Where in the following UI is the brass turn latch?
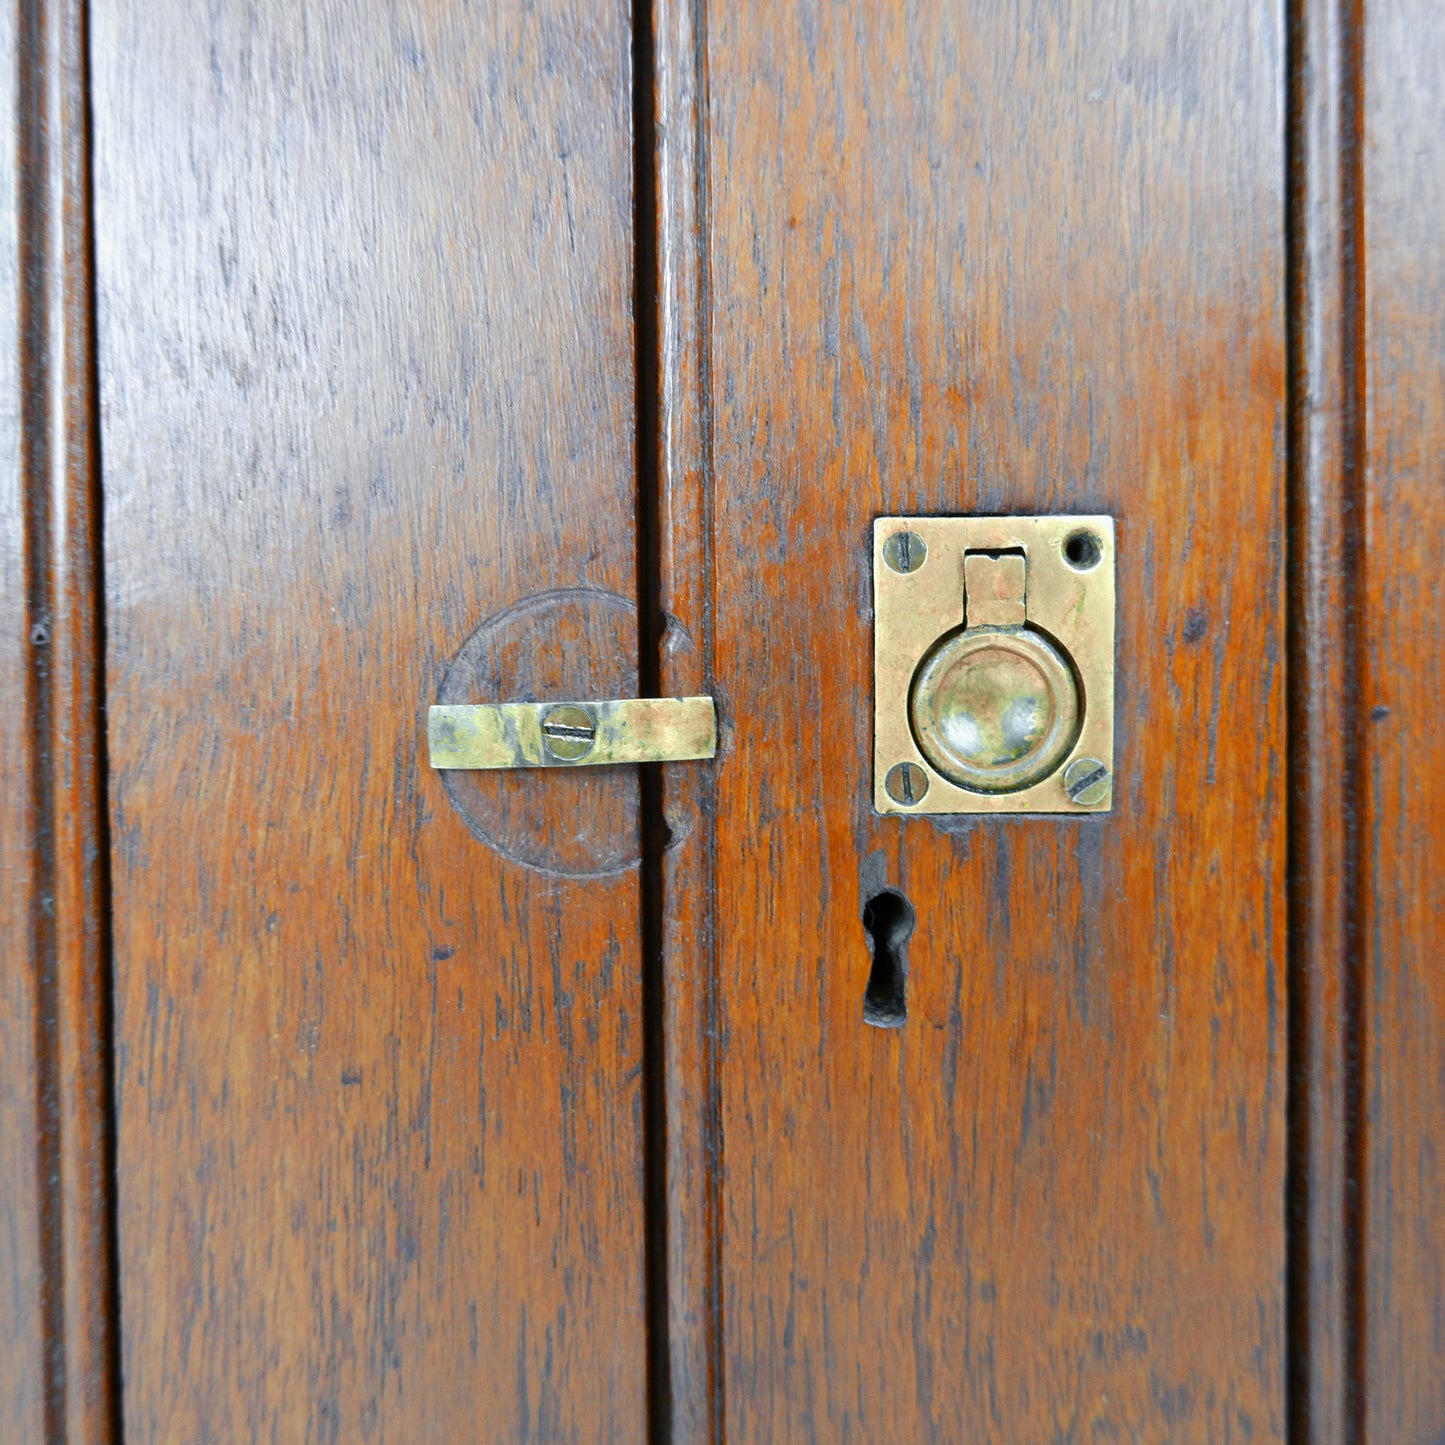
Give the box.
[428,696,716,770]
[874,515,1116,815]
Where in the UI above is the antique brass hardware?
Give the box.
[874,515,1115,815]
[428,696,717,770]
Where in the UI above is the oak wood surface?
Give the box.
[92,1,648,1438]
[700,3,1287,1439]
[1362,0,1445,1437]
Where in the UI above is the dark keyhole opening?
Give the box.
[862,889,915,1028]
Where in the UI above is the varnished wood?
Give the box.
[92,1,648,1437]
[1287,0,1360,1437]
[700,3,1286,1438]
[0,7,47,1437]
[652,0,725,1438]
[17,2,1441,1436]
[8,2,120,1440]
[1361,0,1445,1436]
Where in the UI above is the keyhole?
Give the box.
[862,889,915,1028]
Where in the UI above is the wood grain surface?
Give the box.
[1362,0,1445,1437]
[699,3,1287,1439]
[651,0,725,1439]
[9,1,1440,1438]
[1287,0,1358,1436]
[92,1,648,1438]
[9,2,120,1440]
[1,4,47,1436]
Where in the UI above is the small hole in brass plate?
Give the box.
[862,889,914,1028]
[1063,529,1104,571]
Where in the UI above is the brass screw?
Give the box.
[540,704,597,761]
[885,761,929,806]
[1064,756,1110,805]
[882,530,927,575]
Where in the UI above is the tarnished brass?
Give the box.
[911,627,1081,793]
[429,696,716,770]
[1063,756,1112,806]
[874,515,1115,815]
[539,704,597,761]
[962,553,1027,627]
[885,761,930,806]
[882,529,928,575]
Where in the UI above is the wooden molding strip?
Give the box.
[651,0,726,1439]
[1286,0,1364,1439]
[15,1,121,1440]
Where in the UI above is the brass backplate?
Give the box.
[873,515,1115,815]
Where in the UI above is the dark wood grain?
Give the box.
[701,3,1286,1438]
[652,0,724,1439]
[1361,0,1445,1437]
[1,5,47,1437]
[1287,0,1359,1437]
[9,2,120,1441]
[92,1,648,1437]
[39,1,1442,1435]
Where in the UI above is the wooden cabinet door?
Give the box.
[5,0,1443,1441]
[91,2,652,1439]
[681,4,1287,1440]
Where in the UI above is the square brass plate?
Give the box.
[873,515,1115,815]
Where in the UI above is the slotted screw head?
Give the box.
[540,704,597,761]
[882,530,928,575]
[885,761,930,807]
[1063,756,1110,806]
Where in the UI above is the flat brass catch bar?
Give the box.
[428,696,717,770]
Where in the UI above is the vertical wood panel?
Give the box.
[653,0,725,1439]
[93,1,648,1437]
[704,3,1286,1439]
[0,5,47,1436]
[1362,0,1445,1436]
[1287,0,1358,1436]
[10,2,120,1440]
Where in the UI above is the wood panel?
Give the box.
[8,2,120,1440]
[92,1,648,1438]
[1362,0,1445,1437]
[652,0,725,1439]
[1,4,46,1436]
[1287,0,1357,1436]
[701,3,1286,1439]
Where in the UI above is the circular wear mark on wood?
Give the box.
[437,588,644,877]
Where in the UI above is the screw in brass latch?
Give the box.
[539,704,597,761]
[873,516,1115,815]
